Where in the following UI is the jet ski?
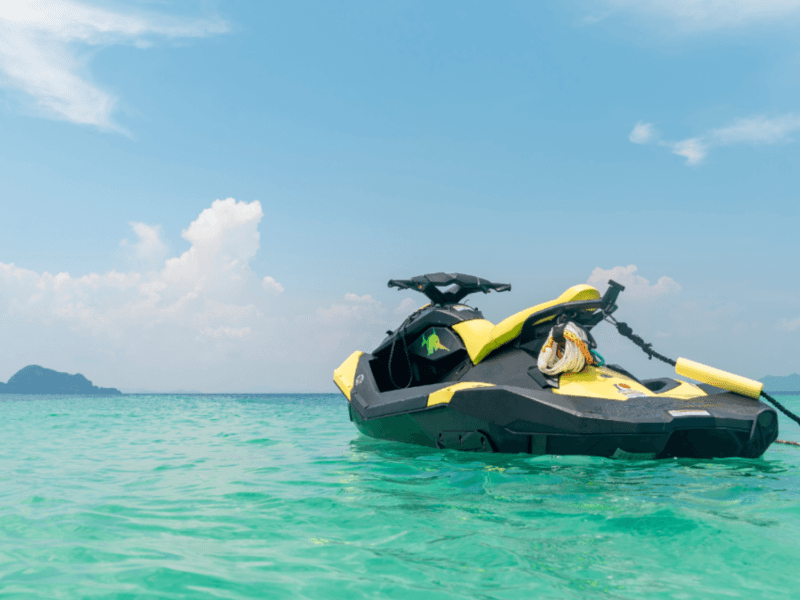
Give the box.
[333,273,779,459]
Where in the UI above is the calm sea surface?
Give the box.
[1,393,799,599]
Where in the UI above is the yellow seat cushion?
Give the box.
[453,284,600,364]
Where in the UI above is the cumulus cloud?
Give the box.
[159,198,263,299]
[394,297,417,314]
[315,294,383,324]
[304,293,429,355]
[629,122,656,144]
[344,293,375,302]
[262,276,284,296]
[0,198,283,354]
[668,137,708,166]
[587,265,681,300]
[292,292,391,356]
[666,300,743,336]
[628,114,800,165]
[777,316,800,332]
[0,197,412,390]
[0,0,227,128]
[120,222,167,263]
[602,0,800,30]
[584,264,799,380]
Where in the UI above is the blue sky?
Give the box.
[0,0,798,392]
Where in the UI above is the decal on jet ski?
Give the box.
[668,409,710,417]
[421,329,449,356]
[614,383,648,399]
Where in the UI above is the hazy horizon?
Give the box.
[1,364,799,396]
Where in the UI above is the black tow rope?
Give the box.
[607,316,800,442]
[609,318,676,367]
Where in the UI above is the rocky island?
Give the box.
[0,365,121,395]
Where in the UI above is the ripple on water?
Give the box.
[0,394,799,599]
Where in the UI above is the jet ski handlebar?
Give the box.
[388,272,511,305]
[387,274,625,312]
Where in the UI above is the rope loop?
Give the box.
[538,322,595,376]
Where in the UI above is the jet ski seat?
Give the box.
[452,284,601,364]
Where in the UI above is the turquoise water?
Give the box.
[1,394,799,599]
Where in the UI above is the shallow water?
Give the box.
[1,393,799,599]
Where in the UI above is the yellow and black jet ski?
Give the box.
[334,273,780,459]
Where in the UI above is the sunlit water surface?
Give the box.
[1,394,799,599]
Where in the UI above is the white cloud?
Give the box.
[344,293,375,303]
[629,122,656,144]
[668,137,708,166]
[0,198,285,380]
[203,325,251,340]
[666,301,743,335]
[0,198,420,391]
[305,294,426,355]
[291,293,390,357]
[587,265,681,300]
[262,276,284,296]
[710,114,800,144]
[0,0,227,128]
[160,198,263,299]
[603,0,800,30]
[394,297,417,314]
[629,113,800,165]
[315,294,383,324]
[777,317,800,332]
[125,222,167,262]
[191,298,254,330]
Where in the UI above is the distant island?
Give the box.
[760,373,800,393]
[0,365,121,395]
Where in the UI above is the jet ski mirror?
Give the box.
[388,272,511,305]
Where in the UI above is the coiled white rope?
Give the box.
[537,322,595,376]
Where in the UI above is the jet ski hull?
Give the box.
[344,355,778,459]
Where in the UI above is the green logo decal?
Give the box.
[421,329,449,356]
